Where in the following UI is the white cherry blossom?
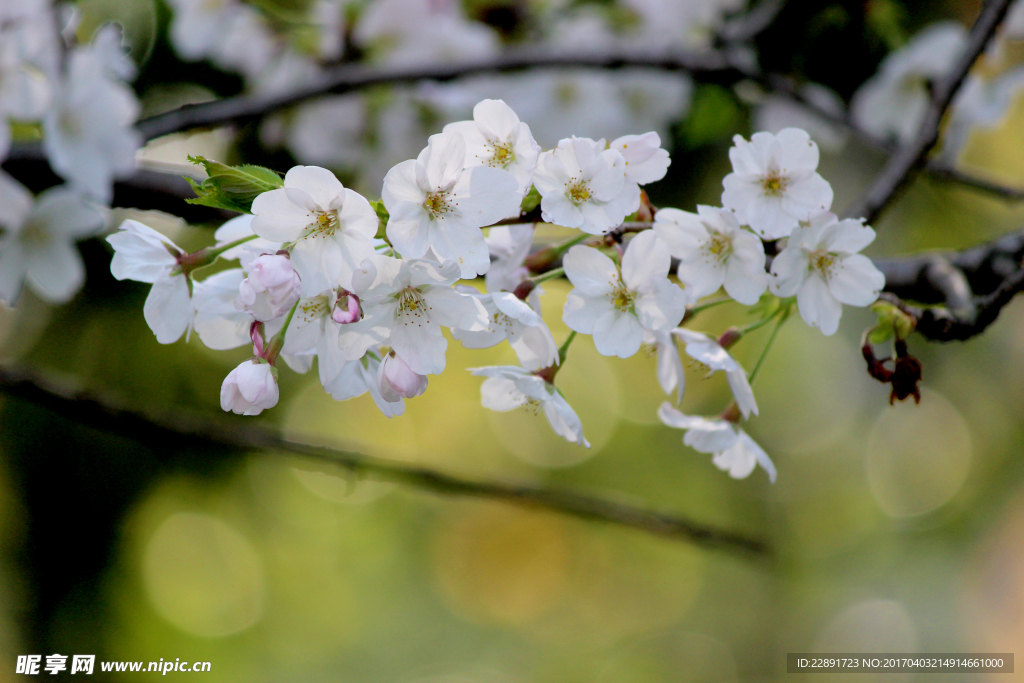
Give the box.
[770,212,886,336]
[484,223,535,294]
[338,256,489,375]
[658,404,776,482]
[654,205,767,304]
[443,99,541,196]
[674,329,757,419]
[42,46,140,204]
[533,136,639,234]
[221,359,279,416]
[382,132,520,279]
[193,269,252,350]
[212,214,281,270]
[0,14,53,160]
[280,288,356,392]
[251,165,378,294]
[237,253,301,322]
[107,219,194,344]
[471,365,589,447]
[851,22,967,145]
[645,329,685,405]
[0,174,104,305]
[721,128,833,240]
[562,231,689,358]
[452,288,558,371]
[610,132,670,186]
[322,355,405,418]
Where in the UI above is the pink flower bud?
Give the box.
[332,292,362,324]
[238,253,301,321]
[377,351,428,402]
[250,321,266,358]
[220,359,279,416]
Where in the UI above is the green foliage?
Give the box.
[370,199,390,239]
[678,84,742,149]
[869,300,915,344]
[865,0,907,51]
[185,156,284,214]
[520,185,541,214]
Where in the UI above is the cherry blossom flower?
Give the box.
[42,46,140,204]
[221,359,279,416]
[851,22,967,145]
[645,329,685,404]
[484,223,535,294]
[443,99,541,196]
[353,0,499,67]
[166,0,277,80]
[533,136,638,235]
[193,269,251,350]
[378,350,429,401]
[322,354,405,418]
[452,289,559,371]
[0,14,53,160]
[280,288,356,392]
[251,166,378,294]
[212,214,281,270]
[382,132,520,279]
[107,219,194,344]
[770,212,886,336]
[721,128,833,240]
[0,174,105,305]
[610,132,670,186]
[471,365,590,447]
[338,256,489,375]
[674,329,757,419]
[658,404,776,482]
[654,205,767,305]
[562,231,689,358]
[237,253,302,322]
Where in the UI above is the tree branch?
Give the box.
[843,0,1016,223]
[135,47,752,142]
[0,363,771,559]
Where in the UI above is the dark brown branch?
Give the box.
[843,0,1016,223]
[135,48,751,142]
[0,363,771,559]
[924,164,1024,200]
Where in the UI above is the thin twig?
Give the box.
[0,364,771,559]
[843,0,1016,223]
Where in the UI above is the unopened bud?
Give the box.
[720,402,742,423]
[717,327,742,349]
[524,247,559,274]
[238,253,301,321]
[377,351,428,402]
[513,279,536,301]
[332,292,362,324]
[220,359,279,416]
[250,321,266,359]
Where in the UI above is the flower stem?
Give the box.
[748,306,791,385]
[264,299,299,366]
[682,296,732,323]
[178,234,260,275]
[531,267,565,285]
[558,330,577,365]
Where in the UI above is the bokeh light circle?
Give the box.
[143,513,265,637]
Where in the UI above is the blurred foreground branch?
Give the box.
[843,0,1016,223]
[0,364,771,559]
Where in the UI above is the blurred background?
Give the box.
[3,0,1024,680]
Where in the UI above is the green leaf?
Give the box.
[185,156,284,213]
[868,326,894,345]
[520,185,541,214]
[370,199,389,239]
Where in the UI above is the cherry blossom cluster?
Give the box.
[104,93,886,484]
